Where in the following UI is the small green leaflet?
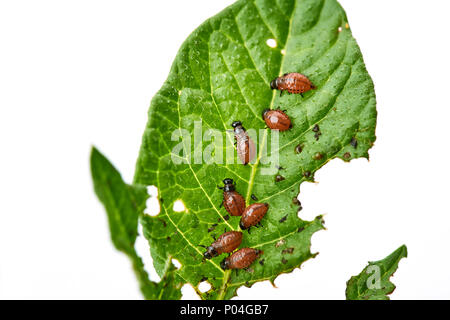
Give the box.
[346,245,408,300]
[90,147,182,300]
[132,0,377,300]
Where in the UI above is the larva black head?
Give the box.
[222,178,235,192]
[270,78,278,90]
[203,246,218,260]
[239,220,248,230]
[223,178,233,185]
[262,108,270,120]
[231,121,242,128]
[220,258,230,270]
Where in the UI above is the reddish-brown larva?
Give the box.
[202,231,243,259]
[232,121,256,165]
[220,248,263,270]
[270,72,316,96]
[219,178,245,216]
[262,109,292,131]
[239,203,269,230]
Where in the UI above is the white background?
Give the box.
[1,0,449,299]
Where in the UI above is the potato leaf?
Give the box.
[90,147,182,300]
[133,0,377,299]
[346,245,408,300]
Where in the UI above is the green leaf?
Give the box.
[91,147,144,255]
[134,0,376,299]
[90,147,182,300]
[346,245,408,300]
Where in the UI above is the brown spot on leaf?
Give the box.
[157,218,167,227]
[313,152,323,160]
[282,247,294,254]
[314,132,322,141]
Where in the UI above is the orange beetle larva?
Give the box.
[232,121,256,165]
[219,178,246,216]
[220,248,263,270]
[262,109,292,131]
[202,231,243,259]
[270,72,316,96]
[239,203,269,230]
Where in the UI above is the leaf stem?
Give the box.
[217,270,231,300]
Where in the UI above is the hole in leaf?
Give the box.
[266,38,277,48]
[297,180,318,221]
[181,284,201,300]
[172,259,182,269]
[145,185,160,216]
[198,281,211,293]
[134,223,161,282]
[173,199,186,212]
[281,49,286,55]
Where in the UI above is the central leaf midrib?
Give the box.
[216,0,299,300]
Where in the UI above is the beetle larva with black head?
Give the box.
[220,248,263,270]
[239,203,269,230]
[218,178,245,216]
[231,121,256,165]
[262,109,292,131]
[202,231,243,259]
[271,72,316,96]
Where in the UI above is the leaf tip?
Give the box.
[90,145,101,160]
[90,145,106,174]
